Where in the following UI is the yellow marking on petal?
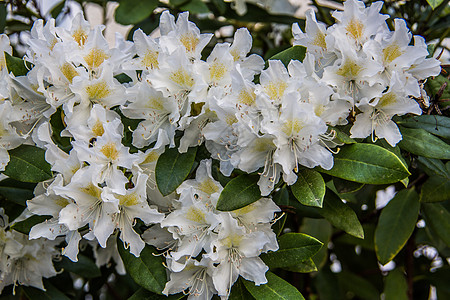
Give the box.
[230,49,240,62]
[86,81,111,101]
[100,143,119,160]
[142,50,159,69]
[265,81,288,101]
[346,19,364,41]
[282,119,304,136]
[312,31,327,49]
[238,89,256,106]
[383,44,403,64]
[169,69,194,88]
[210,62,227,82]
[378,92,397,107]
[223,234,243,248]
[142,151,159,164]
[49,38,58,51]
[336,59,362,78]
[145,96,165,111]
[186,207,206,223]
[55,197,70,208]
[225,114,238,125]
[198,178,220,195]
[118,194,139,207]
[252,138,275,153]
[92,120,105,137]
[180,32,199,53]
[0,54,6,71]
[81,183,102,199]
[60,62,78,83]
[314,104,325,116]
[84,48,109,69]
[233,202,256,216]
[73,28,87,46]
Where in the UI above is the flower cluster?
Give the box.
[0,0,441,298]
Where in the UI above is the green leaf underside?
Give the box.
[261,233,323,269]
[319,143,410,184]
[398,127,450,160]
[155,146,197,196]
[375,189,420,265]
[216,174,261,211]
[243,272,305,300]
[291,169,325,207]
[3,145,52,183]
[118,243,166,294]
[268,45,306,67]
[396,115,450,139]
[115,0,158,25]
[421,203,450,247]
[320,190,364,239]
[426,0,445,10]
[383,268,408,300]
[420,176,450,203]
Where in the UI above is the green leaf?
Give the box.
[417,156,449,177]
[49,108,71,152]
[335,224,375,251]
[396,115,450,139]
[283,258,317,273]
[3,145,53,183]
[319,143,410,184]
[398,127,450,160]
[115,0,158,25]
[291,169,325,207]
[128,288,183,300]
[261,233,323,269]
[332,127,356,144]
[375,189,420,265]
[301,218,332,269]
[338,271,380,300]
[0,178,35,206]
[118,243,166,294]
[54,255,101,279]
[180,0,210,14]
[5,52,32,76]
[155,146,197,196]
[383,268,408,300]
[320,190,364,239]
[22,280,70,300]
[216,175,261,211]
[420,175,450,203]
[272,186,288,236]
[11,215,51,234]
[51,0,65,19]
[229,278,254,300]
[427,0,445,10]
[268,46,306,67]
[421,203,450,247]
[426,75,450,108]
[243,272,305,300]
[333,177,364,194]
[114,73,132,84]
[0,2,6,33]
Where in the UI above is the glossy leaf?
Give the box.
[115,0,158,25]
[5,52,32,76]
[333,177,364,194]
[155,146,197,196]
[229,278,254,300]
[0,178,35,206]
[383,268,408,300]
[375,189,420,265]
[421,203,450,247]
[420,176,450,203]
[3,145,52,183]
[261,233,323,269]
[283,258,317,273]
[269,45,306,67]
[54,255,101,279]
[128,288,183,300]
[301,218,332,268]
[319,143,410,184]
[11,215,51,234]
[118,243,166,294]
[243,272,305,300]
[216,175,260,211]
[426,0,445,9]
[320,190,364,239]
[396,115,450,139]
[398,127,450,160]
[291,169,325,207]
[417,156,449,177]
[333,127,356,144]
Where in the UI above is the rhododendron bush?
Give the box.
[0,0,449,299]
